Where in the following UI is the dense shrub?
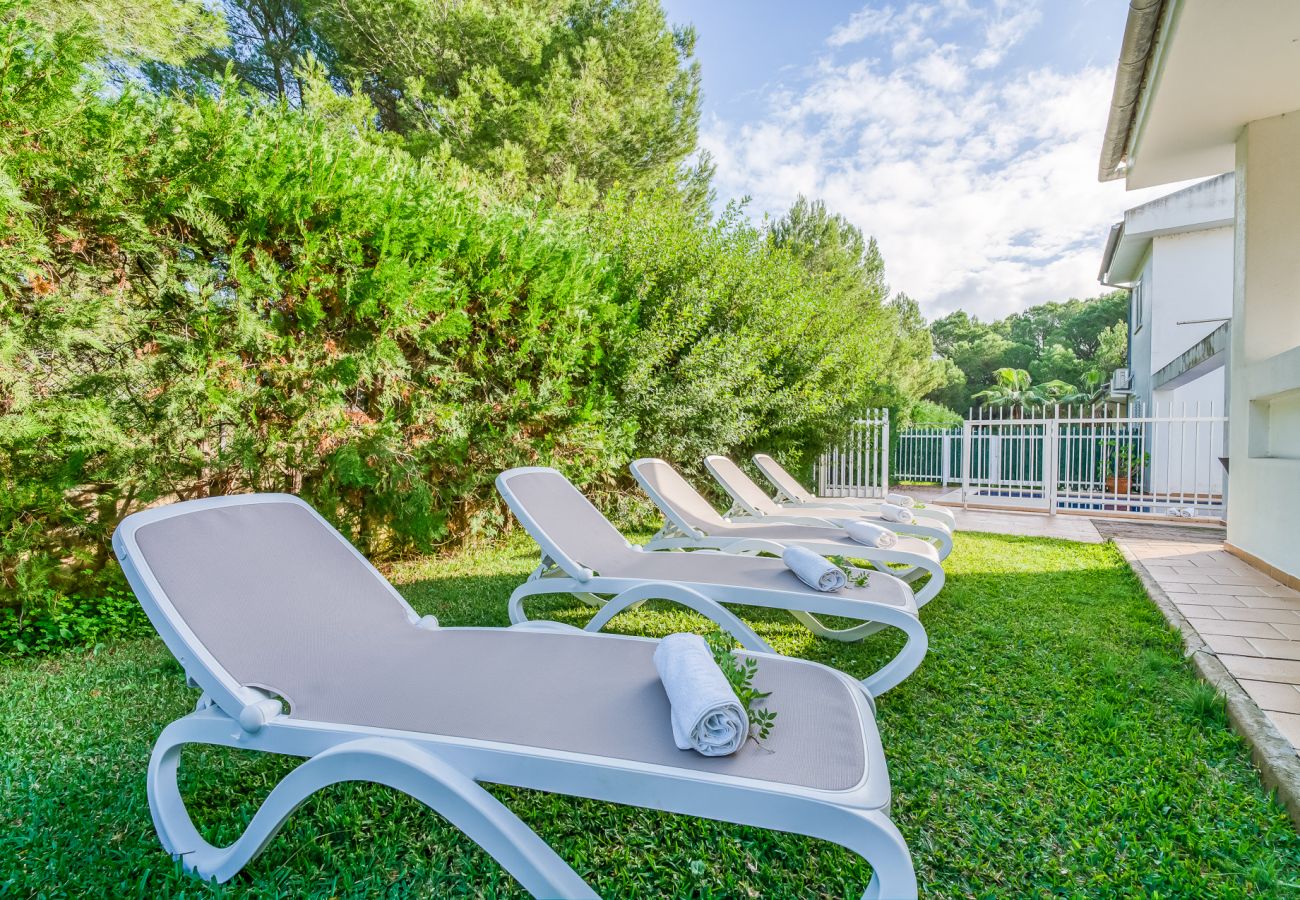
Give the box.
[0,2,943,651]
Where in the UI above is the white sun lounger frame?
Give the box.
[752,452,957,529]
[497,468,929,696]
[114,494,919,899]
[628,459,947,610]
[704,456,954,560]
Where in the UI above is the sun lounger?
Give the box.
[497,467,928,695]
[704,456,953,560]
[752,453,957,529]
[113,493,917,898]
[630,458,947,609]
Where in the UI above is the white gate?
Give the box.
[816,409,890,499]
[961,410,1053,511]
[960,403,1227,520]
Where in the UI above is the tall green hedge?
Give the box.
[0,3,936,650]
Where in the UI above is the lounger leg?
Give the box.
[148,722,597,898]
[856,610,928,697]
[846,810,919,900]
[787,610,885,641]
[509,582,641,625]
[780,606,926,697]
[658,785,917,899]
[910,562,946,609]
[584,583,775,654]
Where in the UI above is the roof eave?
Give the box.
[1098,221,1125,285]
[1098,0,1170,182]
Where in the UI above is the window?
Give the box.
[1132,281,1143,332]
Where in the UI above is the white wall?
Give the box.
[1148,228,1233,372]
[1228,112,1300,579]
[1143,227,1231,497]
[1129,252,1154,406]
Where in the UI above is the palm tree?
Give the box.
[1057,369,1109,409]
[972,367,1032,408]
[972,368,1086,413]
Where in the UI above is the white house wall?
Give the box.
[1149,228,1233,372]
[1129,250,1154,407]
[1229,112,1300,579]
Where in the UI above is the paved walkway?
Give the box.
[1119,535,1300,750]
[943,507,1102,543]
[905,486,1104,543]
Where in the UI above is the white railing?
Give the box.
[893,426,961,485]
[959,402,1226,519]
[816,408,890,498]
[819,402,1226,520]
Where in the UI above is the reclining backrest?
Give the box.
[703,455,782,516]
[113,494,418,722]
[629,458,730,535]
[752,454,815,504]
[496,467,637,577]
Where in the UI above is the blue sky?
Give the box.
[659,0,1169,321]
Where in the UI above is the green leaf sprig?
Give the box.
[827,554,871,588]
[704,629,777,745]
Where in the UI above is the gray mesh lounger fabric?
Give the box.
[500,469,915,605]
[753,454,817,503]
[706,456,936,527]
[135,501,867,792]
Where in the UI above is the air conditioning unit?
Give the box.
[1111,367,1133,393]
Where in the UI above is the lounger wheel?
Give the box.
[147,723,599,897]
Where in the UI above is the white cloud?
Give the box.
[701,0,1178,321]
[973,0,1042,69]
[827,6,900,47]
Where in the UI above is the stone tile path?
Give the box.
[1119,536,1300,752]
[904,486,1103,543]
[943,507,1103,543]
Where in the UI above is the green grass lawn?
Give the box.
[3,532,1298,897]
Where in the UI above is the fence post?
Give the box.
[940,432,952,486]
[960,418,972,509]
[1045,405,1059,515]
[880,409,890,497]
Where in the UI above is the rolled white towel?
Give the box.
[844,520,898,549]
[879,503,915,525]
[653,633,749,756]
[886,492,915,508]
[782,545,847,592]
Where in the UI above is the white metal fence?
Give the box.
[816,408,890,499]
[893,427,962,485]
[959,402,1227,519]
[822,402,1229,520]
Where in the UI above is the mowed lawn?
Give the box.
[2,532,1298,898]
